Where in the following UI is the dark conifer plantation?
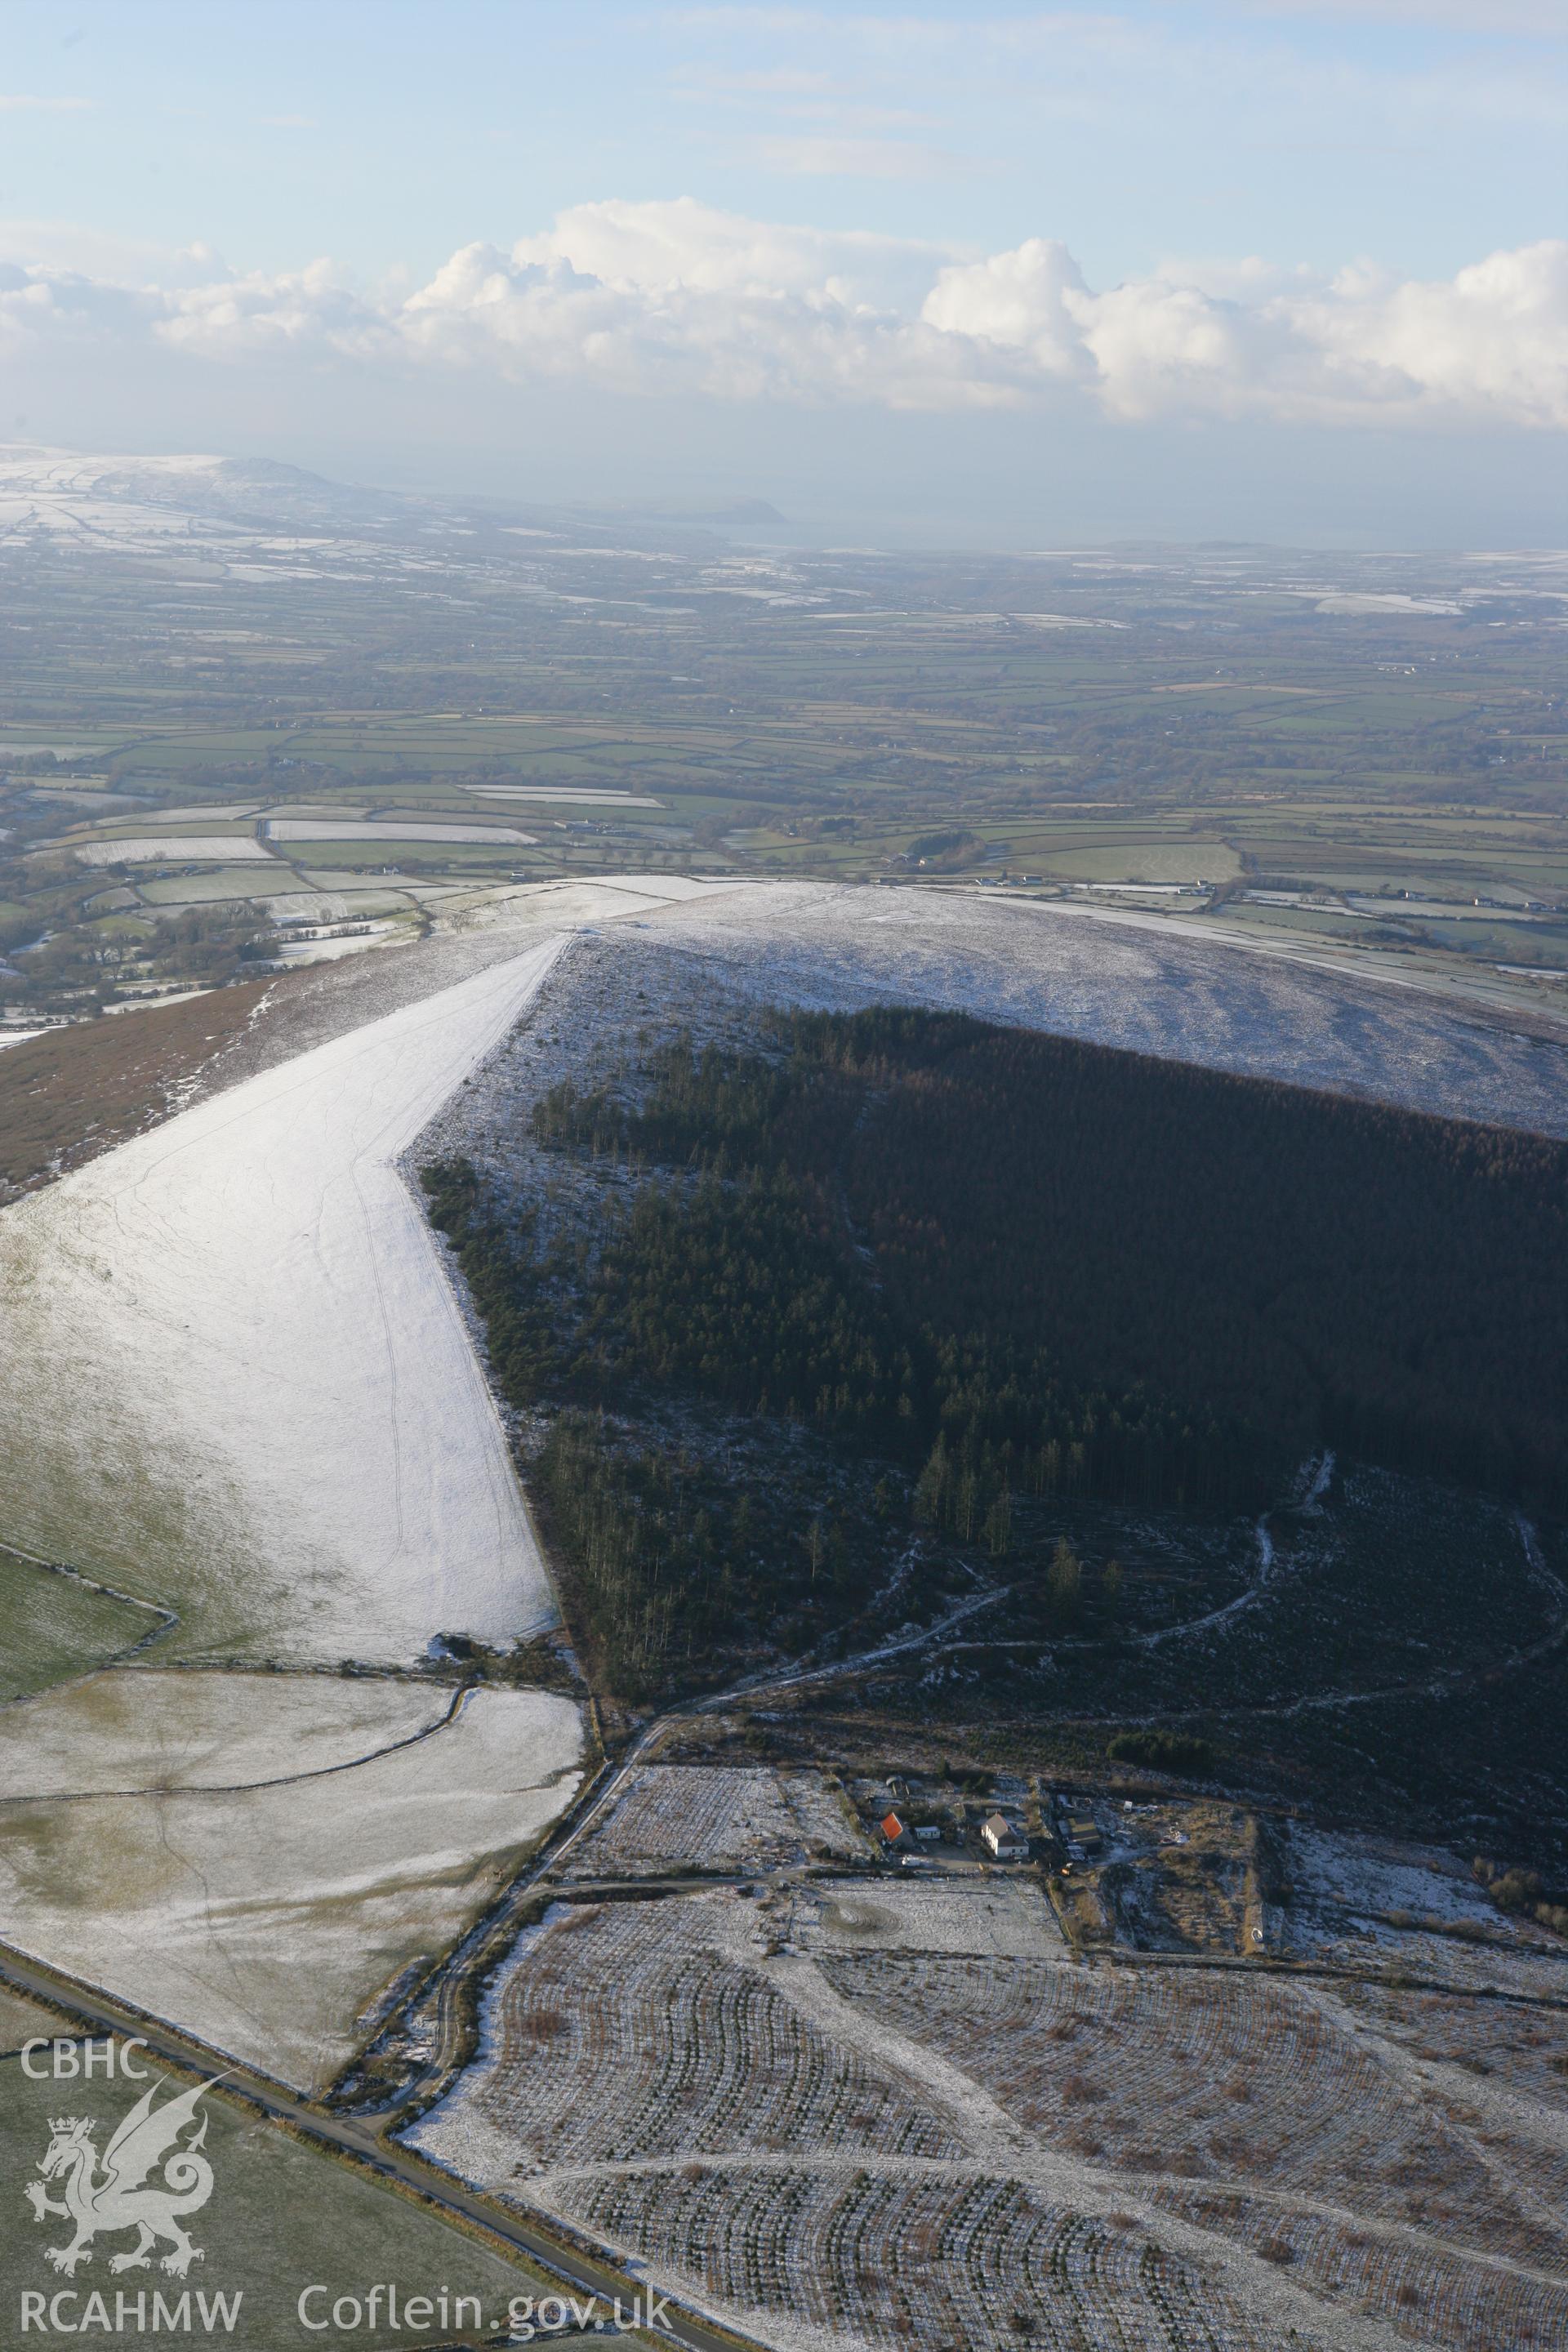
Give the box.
[424,1006,1567,1693]
[523,1008,1567,1508]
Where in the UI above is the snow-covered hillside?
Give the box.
[0,941,564,1664]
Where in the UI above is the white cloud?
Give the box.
[922,238,1092,381]
[0,94,92,113]
[509,196,948,308]
[3,199,1568,430]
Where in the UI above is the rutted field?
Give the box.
[563,2167,1276,2352]
[412,1892,960,2185]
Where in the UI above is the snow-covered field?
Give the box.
[472,786,663,805]
[0,1680,581,2088]
[70,833,276,865]
[265,819,534,845]
[0,942,566,1663]
[0,1668,452,1796]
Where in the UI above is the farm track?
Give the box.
[1128,1452,1332,1657]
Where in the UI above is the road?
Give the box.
[0,1944,756,2352]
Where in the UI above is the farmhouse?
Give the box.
[881,1810,908,1846]
[981,1813,1029,1861]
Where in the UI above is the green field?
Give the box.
[0,1550,164,1703]
[0,2056,564,2350]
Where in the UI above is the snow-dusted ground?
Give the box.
[0,1668,452,1796]
[1277,1823,1568,1995]
[0,1682,582,2090]
[0,941,566,1663]
[631,883,1568,1136]
[1286,1826,1507,1929]
[796,1878,1066,1958]
[563,1764,869,1876]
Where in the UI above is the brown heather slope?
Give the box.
[0,911,564,1203]
[0,983,275,1197]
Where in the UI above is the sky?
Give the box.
[2,0,1566,543]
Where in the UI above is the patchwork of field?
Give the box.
[0,943,565,1664]
[0,1673,582,2089]
[411,1838,1568,2352]
[564,1764,871,1877]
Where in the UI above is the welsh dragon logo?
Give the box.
[24,2077,218,2278]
